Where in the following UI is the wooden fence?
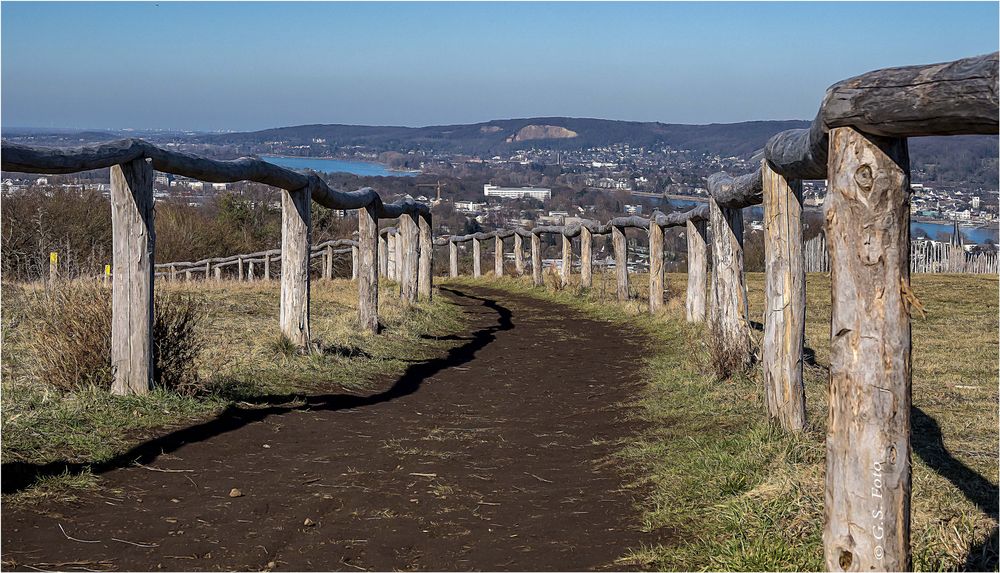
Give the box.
[805,233,998,274]
[3,51,996,571]
[154,239,359,281]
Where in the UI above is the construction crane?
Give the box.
[416,180,446,202]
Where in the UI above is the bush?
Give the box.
[21,281,204,394]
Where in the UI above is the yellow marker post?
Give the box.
[49,251,58,281]
[105,264,112,282]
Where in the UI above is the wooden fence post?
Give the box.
[110,158,154,396]
[473,237,482,278]
[351,244,359,281]
[378,234,388,278]
[358,204,379,333]
[514,233,524,275]
[561,234,572,287]
[709,197,751,368]
[649,222,664,313]
[580,226,593,288]
[324,245,334,280]
[247,262,254,282]
[686,219,708,322]
[449,241,459,277]
[531,233,542,286]
[238,257,244,282]
[186,269,193,281]
[279,186,311,350]
[824,127,911,572]
[214,266,221,281]
[49,251,58,283]
[399,213,419,303]
[206,261,212,281]
[494,235,504,277]
[418,212,433,301]
[762,162,807,431]
[612,225,629,302]
[263,256,270,281]
[170,263,177,281]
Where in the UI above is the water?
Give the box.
[662,198,999,244]
[261,155,418,177]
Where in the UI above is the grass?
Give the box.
[444,269,998,571]
[1,277,465,505]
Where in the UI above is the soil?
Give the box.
[2,285,667,571]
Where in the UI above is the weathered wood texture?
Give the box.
[649,222,664,313]
[418,213,433,300]
[378,234,388,278]
[761,162,807,432]
[351,245,359,281]
[531,233,542,286]
[579,226,593,288]
[473,237,482,278]
[561,235,572,287]
[110,158,155,396]
[514,233,524,276]
[279,187,312,350]
[449,241,459,278]
[708,198,751,366]
[358,204,379,333]
[612,225,629,302]
[495,235,504,277]
[685,219,708,323]
[324,245,333,280]
[823,127,912,572]
[399,214,419,303]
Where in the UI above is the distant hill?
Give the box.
[196,117,813,157]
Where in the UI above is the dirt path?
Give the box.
[2,286,663,571]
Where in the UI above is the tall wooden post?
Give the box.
[473,237,482,278]
[494,235,504,277]
[514,233,524,276]
[279,186,311,350]
[263,256,270,281]
[824,127,911,572]
[531,233,543,286]
[246,261,254,282]
[358,204,379,333]
[351,244,359,281]
[169,263,177,281]
[561,234,572,287]
[580,226,593,288]
[709,197,750,369]
[378,234,388,278]
[762,162,807,431]
[649,223,665,313]
[612,225,629,302]
[214,266,222,281]
[399,213,419,303]
[324,245,334,280]
[237,257,244,282]
[418,212,433,301]
[110,158,154,396]
[206,261,213,281]
[449,241,459,277]
[686,219,708,322]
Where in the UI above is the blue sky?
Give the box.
[2,2,997,131]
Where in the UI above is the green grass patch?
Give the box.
[446,270,998,571]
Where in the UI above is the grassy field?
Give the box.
[445,269,999,571]
[1,278,464,505]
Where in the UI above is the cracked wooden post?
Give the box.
[823,127,912,573]
[649,221,664,313]
[358,203,379,333]
[685,219,708,322]
[612,225,629,302]
[263,255,270,281]
[388,233,399,282]
[709,197,751,370]
[247,261,254,282]
[110,158,154,396]
[399,213,419,303]
[378,234,388,278]
[280,186,311,351]
[561,234,572,287]
[531,232,542,286]
[514,233,524,275]
[762,161,807,432]
[418,212,433,301]
[473,237,482,278]
[494,235,504,277]
[351,244,359,281]
[449,241,459,277]
[580,226,593,288]
[237,257,244,282]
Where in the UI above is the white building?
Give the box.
[484,184,551,201]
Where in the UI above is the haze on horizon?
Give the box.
[2,1,997,132]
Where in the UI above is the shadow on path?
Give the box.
[2,287,511,495]
[912,406,999,570]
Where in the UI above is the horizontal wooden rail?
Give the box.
[154,238,357,270]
